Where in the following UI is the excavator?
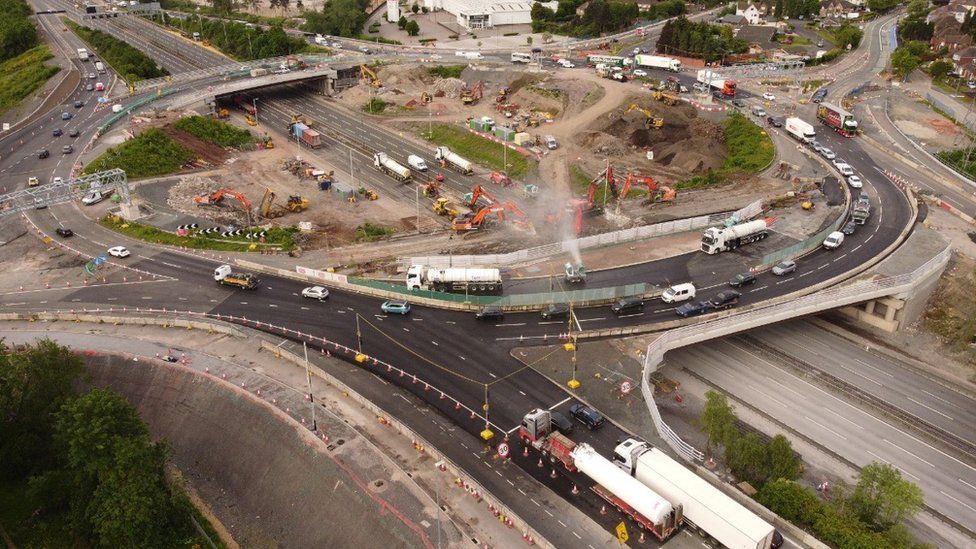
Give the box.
[461,80,484,105]
[465,184,497,210]
[451,201,530,232]
[258,188,309,219]
[195,189,252,211]
[616,172,676,213]
[625,103,664,129]
[360,65,381,88]
[651,90,679,106]
[422,179,441,197]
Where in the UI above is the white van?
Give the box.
[95,61,105,73]
[544,135,558,150]
[823,231,844,250]
[407,154,428,171]
[111,104,122,113]
[82,190,104,205]
[661,282,696,303]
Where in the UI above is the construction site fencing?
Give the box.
[132,53,349,92]
[640,245,952,464]
[403,200,763,269]
[760,214,846,267]
[98,88,177,133]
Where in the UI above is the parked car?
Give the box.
[847,175,862,188]
[475,306,504,321]
[675,300,712,318]
[380,300,411,315]
[820,148,836,160]
[549,411,573,435]
[55,227,74,237]
[301,286,330,300]
[610,297,644,315]
[762,92,776,101]
[82,190,105,205]
[823,231,845,250]
[540,303,570,320]
[107,246,130,258]
[842,220,857,235]
[68,128,79,137]
[729,272,757,287]
[38,149,49,159]
[772,260,797,276]
[52,128,63,137]
[709,290,741,310]
[569,403,605,430]
[632,69,647,77]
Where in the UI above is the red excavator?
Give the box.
[616,172,676,212]
[194,188,252,211]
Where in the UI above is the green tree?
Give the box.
[411,2,419,13]
[891,46,922,78]
[834,23,863,48]
[700,390,738,453]
[929,59,953,79]
[54,389,149,474]
[907,0,929,17]
[0,339,85,479]
[756,478,822,525]
[526,35,533,45]
[867,0,898,13]
[765,434,800,482]
[398,15,407,29]
[405,19,420,36]
[849,462,924,530]
[728,432,767,486]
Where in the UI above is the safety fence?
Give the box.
[403,200,763,269]
[641,245,952,464]
[760,214,846,267]
[98,88,178,133]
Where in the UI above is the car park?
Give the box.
[550,411,573,435]
[847,175,862,188]
[38,149,49,159]
[569,403,605,430]
[610,297,644,315]
[62,145,73,154]
[762,92,776,101]
[709,290,741,310]
[820,148,836,160]
[836,163,854,177]
[632,69,647,77]
[661,283,696,303]
[107,246,130,258]
[475,306,504,321]
[301,286,329,300]
[729,272,757,287]
[823,231,844,250]
[772,260,797,276]
[55,227,74,237]
[52,128,62,137]
[380,300,411,314]
[68,128,79,137]
[540,303,570,319]
[842,220,857,235]
[675,300,712,317]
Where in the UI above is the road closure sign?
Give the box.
[616,521,629,543]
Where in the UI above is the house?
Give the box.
[933,31,973,52]
[952,46,976,78]
[716,14,748,25]
[819,0,859,19]
[575,1,588,16]
[734,24,777,52]
[930,2,973,23]
[735,1,769,24]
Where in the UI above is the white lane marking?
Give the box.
[959,478,976,492]
[823,407,864,430]
[764,376,806,399]
[269,304,278,308]
[530,498,540,507]
[906,396,953,421]
[550,396,571,410]
[577,317,606,322]
[619,312,646,318]
[403,327,410,332]
[835,363,882,386]
[497,323,526,327]
[572,532,581,539]
[866,450,919,481]
[519,390,527,396]
[431,340,438,346]
[537,321,563,325]
[853,358,894,378]
[883,439,934,467]
[301,306,310,311]
[804,415,848,440]
[141,296,152,299]
[544,510,553,517]
[939,490,976,514]
[921,390,964,410]
[751,387,786,408]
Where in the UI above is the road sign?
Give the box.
[616,522,629,543]
[497,442,509,458]
[620,380,633,395]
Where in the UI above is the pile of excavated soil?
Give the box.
[167,175,250,226]
[159,126,230,167]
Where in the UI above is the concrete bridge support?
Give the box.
[837,256,947,332]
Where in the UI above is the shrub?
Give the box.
[355,222,395,241]
[82,128,193,179]
[427,65,465,78]
[172,115,254,148]
[64,19,168,83]
[362,97,388,113]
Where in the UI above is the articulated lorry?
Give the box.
[77,48,89,61]
[700,219,769,254]
[518,409,679,541]
[213,264,259,290]
[613,439,782,549]
[373,153,412,182]
[817,102,858,137]
[433,146,474,175]
[696,70,736,97]
[405,264,502,295]
[290,122,321,148]
[784,117,816,144]
[634,54,681,72]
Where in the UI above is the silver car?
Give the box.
[772,260,797,276]
[820,148,836,160]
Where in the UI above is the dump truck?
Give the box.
[405,264,502,295]
[613,439,781,549]
[784,117,816,144]
[635,54,681,72]
[696,69,736,97]
[433,146,474,175]
[852,196,871,225]
[373,153,412,182]
[817,102,858,137]
[700,219,769,254]
[213,264,259,290]
[290,122,321,148]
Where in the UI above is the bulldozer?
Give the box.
[245,114,257,126]
[358,187,378,200]
[625,103,664,129]
[259,188,309,218]
[212,108,230,119]
[432,197,459,218]
[651,90,679,106]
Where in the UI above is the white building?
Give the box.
[387,0,400,22]
[423,0,558,30]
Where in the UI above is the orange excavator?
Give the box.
[461,80,484,105]
[194,188,252,211]
[452,201,531,232]
[616,172,676,212]
[466,184,497,209]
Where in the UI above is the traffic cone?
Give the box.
[550,468,557,479]
[523,446,529,457]
[639,532,645,544]
[600,505,606,515]
[537,458,543,468]
[571,484,578,495]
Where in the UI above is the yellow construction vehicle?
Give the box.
[358,187,378,200]
[246,114,257,126]
[651,90,679,106]
[625,103,664,129]
[432,197,459,218]
[360,65,381,88]
[421,91,432,104]
[286,195,309,211]
[260,188,308,218]
[213,108,230,119]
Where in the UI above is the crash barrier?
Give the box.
[132,53,345,92]
[640,244,952,464]
[760,214,846,267]
[403,200,764,269]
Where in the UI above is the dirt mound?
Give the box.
[431,77,466,99]
[159,126,229,167]
[167,175,250,226]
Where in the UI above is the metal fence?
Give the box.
[760,214,846,267]
[925,92,976,132]
[98,88,177,133]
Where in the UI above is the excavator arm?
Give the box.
[194,188,252,211]
[467,184,497,209]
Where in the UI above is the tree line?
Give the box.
[656,16,747,62]
[0,0,40,63]
[701,391,929,549]
[65,19,168,82]
[302,0,371,37]
[531,0,639,38]
[0,340,216,547]
[162,13,310,60]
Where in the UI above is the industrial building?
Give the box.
[422,0,558,30]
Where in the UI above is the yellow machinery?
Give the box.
[432,197,459,218]
[421,91,432,104]
[358,187,378,200]
[360,65,381,88]
[246,114,257,126]
[651,90,678,106]
[260,188,308,218]
[625,103,664,129]
[213,108,230,119]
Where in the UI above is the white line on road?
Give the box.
[751,387,787,408]
[906,396,954,421]
[939,490,976,514]
[531,498,540,507]
[497,322,526,327]
[550,396,572,410]
[764,376,806,399]
[959,478,976,492]
[431,340,438,346]
[853,358,894,378]
[823,407,864,429]
[537,321,563,325]
[544,509,553,517]
[866,450,919,481]
[804,415,848,440]
[836,363,882,386]
[573,532,581,539]
[883,439,934,467]
[577,317,606,322]
[921,389,964,410]
[519,390,527,396]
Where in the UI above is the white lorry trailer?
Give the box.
[634,54,681,72]
[77,48,90,61]
[405,264,502,295]
[700,219,769,254]
[613,440,780,549]
[433,146,474,175]
[784,117,816,144]
[695,69,736,96]
[373,153,412,182]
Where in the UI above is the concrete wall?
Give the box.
[83,355,426,549]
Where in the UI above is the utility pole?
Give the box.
[303,341,317,431]
[567,303,580,389]
[415,185,420,234]
[356,313,363,352]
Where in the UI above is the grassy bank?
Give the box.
[64,19,168,83]
[722,112,775,173]
[420,123,532,179]
[100,215,298,251]
[0,46,60,116]
[172,115,254,148]
[83,128,193,179]
[924,255,976,370]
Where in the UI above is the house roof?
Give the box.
[735,24,777,44]
[939,32,974,48]
[717,14,748,24]
[953,45,976,60]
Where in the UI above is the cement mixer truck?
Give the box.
[373,153,412,182]
[700,219,769,254]
[433,146,474,175]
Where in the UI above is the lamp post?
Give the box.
[567,303,580,389]
[415,184,420,234]
[303,341,317,431]
[252,97,258,124]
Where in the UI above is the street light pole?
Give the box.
[252,97,258,124]
[356,313,363,352]
[415,185,420,234]
[303,341,317,431]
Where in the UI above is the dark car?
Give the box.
[812,88,828,103]
[55,227,74,237]
[569,403,605,430]
[86,83,94,91]
[842,220,857,235]
[38,149,49,159]
[729,272,756,287]
[550,411,573,435]
[709,290,741,310]
[766,116,784,127]
[675,300,712,318]
[68,128,79,137]
[52,128,63,137]
[540,303,570,320]
[610,297,644,315]
[475,306,504,321]
[732,98,746,108]
[73,100,83,108]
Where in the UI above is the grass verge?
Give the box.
[722,112,775,173]
[427,65,465,79]
[100,215,297,251]
[362,97,388,113]
[355,222,396,242]
[420,123,532,179]
[172,115,254,148]
[82,128,193,179]
[64,19,168,83]
[0,46,60,117]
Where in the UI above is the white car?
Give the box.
[820,148,836,160]
[301,286,330,300]
[559,59,576,68]
[847,175,862,188]
[430,54,442,60]
[836,163,854,176]
[762,92,776,101]
[331,41,343,48]
[107,246,130,258]
[632,69,648,77]
[52,176,64,185]
[823,231,845,250]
